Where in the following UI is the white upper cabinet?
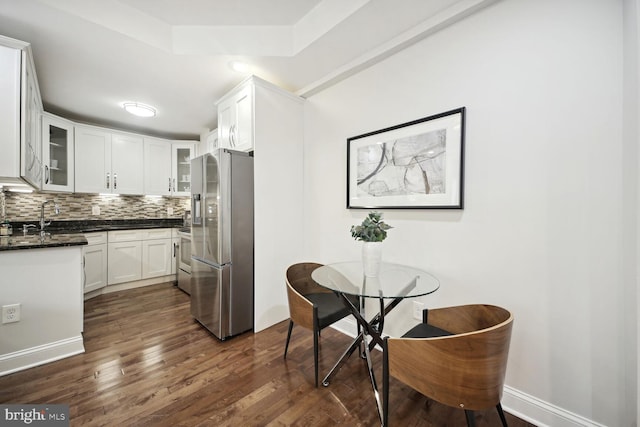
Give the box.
[218,101,232,149]
[74,126,111,194]
[144,138,195,197]
[198,128,218,155]
[171,142,196,196]
[0,36,42,190]
[42,113,74,192]
[0,43,21,183]
[111,133,144,195]
[217,83,253,152]
[143,138,172,196]
[21,53,43,190]
[75,125,144,195]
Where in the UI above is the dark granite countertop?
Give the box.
[0,233,88,251]
[8,218,184,235]
[0,219,185,251]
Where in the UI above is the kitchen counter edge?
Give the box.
[0,233,88,251]
[7,218,184,235]
[0,219,185,251]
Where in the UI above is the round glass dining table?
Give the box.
[311,261,440,299]
[311,261,440,425]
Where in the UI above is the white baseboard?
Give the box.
[0,336,85,377]
[501,386,607,427]
[329,318,606,427]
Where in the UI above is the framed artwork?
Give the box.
[347,107,465,209]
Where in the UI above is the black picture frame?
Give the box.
[347,107,465,209]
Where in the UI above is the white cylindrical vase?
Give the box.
[362,242,382,277]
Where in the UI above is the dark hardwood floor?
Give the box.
[0,283,534,426]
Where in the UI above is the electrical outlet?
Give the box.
[412,301,424,320]
[2,304,21,324]
[92,205,100,215]
[167,207,174,216]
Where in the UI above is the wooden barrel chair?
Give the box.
[283,262,356,387]
[382,304,514,426]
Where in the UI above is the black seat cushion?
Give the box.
[402,323,453,338]
[306,293,353,329]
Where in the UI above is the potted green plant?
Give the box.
[351,211,392,276]
[350,211,392,242]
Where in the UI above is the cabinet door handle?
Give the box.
[45,165,50,184]
[229,125,236,147]
[106,172,110,189]
[114,173,117,190]
[168,177,172,192]
[27,145,36,171]
[173,243,177,257]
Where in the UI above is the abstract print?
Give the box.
[356,128,446,198]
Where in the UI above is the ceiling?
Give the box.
[0,0,495,140]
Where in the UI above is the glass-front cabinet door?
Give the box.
[171,141,196,196]
[42,113,74,192]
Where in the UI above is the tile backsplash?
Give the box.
[2,191,190,221]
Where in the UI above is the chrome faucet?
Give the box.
[39,200,60,237]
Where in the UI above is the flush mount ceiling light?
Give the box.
[122,102,156,118]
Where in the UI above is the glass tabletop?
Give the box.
[311,261,440,299]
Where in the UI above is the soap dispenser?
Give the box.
[0,222,11,236]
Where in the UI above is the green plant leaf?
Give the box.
[350,211,392,242]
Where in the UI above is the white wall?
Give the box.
[302,0,634,425]
[0,247,84,375]
[624,0,640,424]
[253,79,305,332]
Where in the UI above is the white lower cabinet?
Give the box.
[83,232,108,293]
[141,228,172,278]
[108,240,142,285]
[107,229,143,285]
[105,228,174,286]
[84,245,108,292]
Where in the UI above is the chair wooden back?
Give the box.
[386,304,513,411]
[285,263,328,330]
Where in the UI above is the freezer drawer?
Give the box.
[189,259,232,339]
[190,258,253,340]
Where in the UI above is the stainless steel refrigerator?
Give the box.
[190,149,254,340]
